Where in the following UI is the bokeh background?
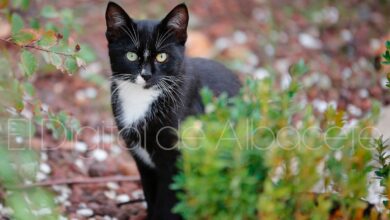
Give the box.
[0,0,390,219]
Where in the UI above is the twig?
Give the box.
[10,175,140,190]
[118,198,145,206]
[0,38,74,57]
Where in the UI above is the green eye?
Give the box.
[126,52,138,61]
[156,53,168,63]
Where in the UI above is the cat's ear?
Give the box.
[160,3,189,44]
[105,2,133,41]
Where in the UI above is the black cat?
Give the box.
[105,2,240,219]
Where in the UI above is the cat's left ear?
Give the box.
[160,3,189,44]
[105,2,134,41]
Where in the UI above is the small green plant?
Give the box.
[174,61,385,219]
[373,136,390,209]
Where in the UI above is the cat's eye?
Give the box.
[156,53,168,63]
[126,52,138,61]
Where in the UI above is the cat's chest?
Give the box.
[114,80,161,127]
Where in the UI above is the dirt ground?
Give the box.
[1,0,390,219]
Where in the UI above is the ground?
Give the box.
[1,0,390,219]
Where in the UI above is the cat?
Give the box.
[105,2,240,219]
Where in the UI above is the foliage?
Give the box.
[373,41,390,210]
[373,137,390,209]
[0,1,94,219]
[382,41,390,88]
[174,61,386,219]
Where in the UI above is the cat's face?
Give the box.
[105,2,188,89]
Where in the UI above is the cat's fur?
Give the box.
[105,2,240,219]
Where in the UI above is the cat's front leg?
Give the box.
[123,138,157,217]
[152,151,182,220]
[131,149,158,219]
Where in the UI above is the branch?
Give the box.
[10,175,140,190]
[118,198,145,206]
[0,38,74,57]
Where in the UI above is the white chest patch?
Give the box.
[116,79,161,127]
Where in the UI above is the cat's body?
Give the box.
[106,2,240,219]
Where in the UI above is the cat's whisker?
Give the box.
[129,24,140,47]
[109,73,131,78]
[120,26,138,48]
[124,25,139,47]
[109,72,135,82]
[120,26,136,45]
[156,42,175,51]
[157,32,174,50]
[162,74,188,82]
[156,29,174,50]
[159,80,183,108]
[161,78,183,91]
[111,80,129,98]
[158,81,175,106]
[154,84,171,120]
[155,29,166,49]
[155,30,161,49]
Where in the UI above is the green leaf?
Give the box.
[382,51,390,61]
[40,5,58,18]
[290,59,309,76]
[20,50,38,76]
[12,31,36,45]
[21,0,29,9]
[11,0,29,10]
[201,87,213,105]
[29,18,40,29]
[78,44,96,63]
[49,53,62,68]
[37,30,57,48]
[11,13,24,35]
[20,0,29,10]
[65,57,77,74]
[0,148,18,186]
[23,82,35,96]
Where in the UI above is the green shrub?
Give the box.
[374,40,390,210]
[0,1,92,219]
[174,61,387,219]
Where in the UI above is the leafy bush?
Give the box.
[0,1,92,219]
[174,61,388,219]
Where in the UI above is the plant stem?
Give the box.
[0,38,74,57]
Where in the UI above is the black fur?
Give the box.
[105,2,240,219]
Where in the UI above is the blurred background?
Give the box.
[0,0,389,219]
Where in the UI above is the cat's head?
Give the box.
[105,2,188,88]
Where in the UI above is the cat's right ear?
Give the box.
[105,2,133,41]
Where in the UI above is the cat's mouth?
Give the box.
[134,75,146,85]
[113,74,176,91]
[126,75,161,90]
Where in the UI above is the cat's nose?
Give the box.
[141,67,152,81]
[141,72,152,81]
